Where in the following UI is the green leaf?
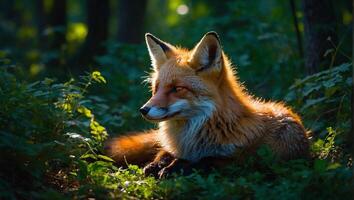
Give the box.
[97,155,115,162]
[81,153,97,160]
[92,71,107,84]
[302,83,321,96]
[301,97,327,110]
[327,162,341,170]
[314,159,327,173]
[77,106,93,118]
[323,49,334,57]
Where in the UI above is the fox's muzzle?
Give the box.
[139,106,151,115]
[139,100,189,121]
[139,105,170,121]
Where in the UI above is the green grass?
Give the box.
[0,62,352,199]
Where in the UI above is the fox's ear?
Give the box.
[145,33,174,69]
[189,31,222,73]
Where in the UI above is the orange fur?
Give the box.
[106,32,310,174]
[104,130,159,166]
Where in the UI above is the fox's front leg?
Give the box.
[143,150,175,178]
[157,158,191,179]
[158,156,234,179]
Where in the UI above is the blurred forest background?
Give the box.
[0,0,353,199]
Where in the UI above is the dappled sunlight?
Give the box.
[342,10,352,25]
[29,63,44,76]
[17,26,36,40]
[0,0,352,199]
[176,4,189,15]
[66,22,87,43]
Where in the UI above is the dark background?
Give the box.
[0,0,351,132]
[0,0,352,199]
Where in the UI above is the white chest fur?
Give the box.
[157,100,237,162]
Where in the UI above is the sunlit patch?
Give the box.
[177,4,189,15]
[342,10,352,25]
[26,50,40,61]
[17,26,36,40]
[29,63,44,76]
[66,22,87,43]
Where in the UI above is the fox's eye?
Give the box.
[175,86,184,92]
[170,86,185,93]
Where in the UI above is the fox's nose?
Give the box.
[139,106,151,115]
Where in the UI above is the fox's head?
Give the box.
[140,32,239,122]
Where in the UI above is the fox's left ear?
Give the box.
[189,31,222,73]
[145,33,175,70]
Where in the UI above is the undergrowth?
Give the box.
[0,60,353,199]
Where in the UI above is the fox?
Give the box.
[105,31,310,178]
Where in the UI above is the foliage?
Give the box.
[1,61,352,199]
[161,147,352,200]
[286,63,352,137]
[94,43,152,133]
[0,0,352,199]
[0,66,109,199]
[150,0,304,99]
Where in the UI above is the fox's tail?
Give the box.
[104,130,159,166]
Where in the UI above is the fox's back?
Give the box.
[106,32,310,171]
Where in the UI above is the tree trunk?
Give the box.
[0,1,17,24]
[289,0,304,58]
[72,0,109,72]
[34,0,46,46]
[38,0,67,70]
[47,0,67,51]
[351,0,354,174]
[85,0,109,56]
[302,0,337,75]
[117,0,148,44]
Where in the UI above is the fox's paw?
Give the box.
[144,151,176,178]
[157,166,171,179]
[157,159,193,179]
[143,162,161,178]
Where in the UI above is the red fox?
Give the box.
[105,32,310,178]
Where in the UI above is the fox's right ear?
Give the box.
[145,33,174,69]
[189,32,222,73]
